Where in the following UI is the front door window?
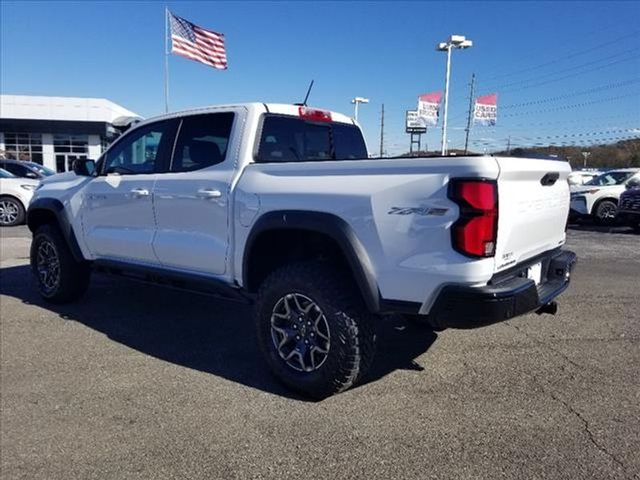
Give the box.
[103,123,169,175]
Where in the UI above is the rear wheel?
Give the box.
[0,196,25,226]
[255,261,376,399]
[594,199,618,225]
[31,224,91,303]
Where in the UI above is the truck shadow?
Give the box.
[0,264,437,401]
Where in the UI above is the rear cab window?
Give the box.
[256,115,368,163]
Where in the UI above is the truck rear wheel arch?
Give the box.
[243,211,381,312]
[27,198,85,263]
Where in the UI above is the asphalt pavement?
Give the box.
[1,225,638,479]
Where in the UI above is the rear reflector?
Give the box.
[449,179,498,258]
[298,106,332,122]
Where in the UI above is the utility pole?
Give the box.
[464,73,476,154]
[582,151,591,168]
[507,136,511,154]
[379,103,385,157]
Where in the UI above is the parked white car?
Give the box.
[568,170,601,186]
[570,168,640,224]
[0,168,39,226]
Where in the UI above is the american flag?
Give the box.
[169,12,228,70]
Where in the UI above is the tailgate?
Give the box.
[494,156,571,272]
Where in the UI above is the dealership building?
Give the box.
[0,95,140,173]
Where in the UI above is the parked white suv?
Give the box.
[567,170,600,186]
[27,103,576,398]
[570,169,640,224]
[0,168,39,226]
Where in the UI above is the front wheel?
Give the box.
[255,261,376,399]
[31,224,91,303]
[0,196,25,226]
[594,200,618,225]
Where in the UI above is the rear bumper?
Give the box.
[427,250,577,330]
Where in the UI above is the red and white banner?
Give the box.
[474,93,498,126]
[417,92,443,127]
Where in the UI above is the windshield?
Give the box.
[29,163,56,176]
[584,171,636,186]
[0,168,17,178]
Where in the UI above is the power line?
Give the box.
[500,78,640,109]
[472,134,639,149]
[481,30,640,82]
[466,112,640,130]
[480,49,640,92]
[500,91,640,118]
[448,78,640,125]
[504,128,640,142]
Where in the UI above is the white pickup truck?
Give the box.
[27,103,576,398]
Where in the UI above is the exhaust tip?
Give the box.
[536,301,558,316]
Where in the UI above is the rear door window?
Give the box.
[170,112,235,172]
[257,115,367,163]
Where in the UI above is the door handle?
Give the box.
[130,188,150,198]
[540,172,560,186]
[196,188,222,199]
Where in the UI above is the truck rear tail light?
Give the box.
[449,179,498,258]
[298,106,332,122]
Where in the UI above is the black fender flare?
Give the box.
[243,210,381,312]
[27,198,85,262]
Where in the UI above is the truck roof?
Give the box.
[140,102,356,126]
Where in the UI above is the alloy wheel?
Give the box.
[36,239,61,294]
[0,200,19,225]
[270,293,331,372]
[598,203,617,220]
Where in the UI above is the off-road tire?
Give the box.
[255,261,376,399]
[31,224,90,303]
[0,196,25,226]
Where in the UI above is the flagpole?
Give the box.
[164,7,170,113]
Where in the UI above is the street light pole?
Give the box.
[441,45,453,155]
[436,35,473,156]
[351,97,369,122]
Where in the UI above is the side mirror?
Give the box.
[73,158,97,177]
[626,179,640,190]
[25,172,39,179]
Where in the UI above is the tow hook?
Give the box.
[536,301,558,316]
